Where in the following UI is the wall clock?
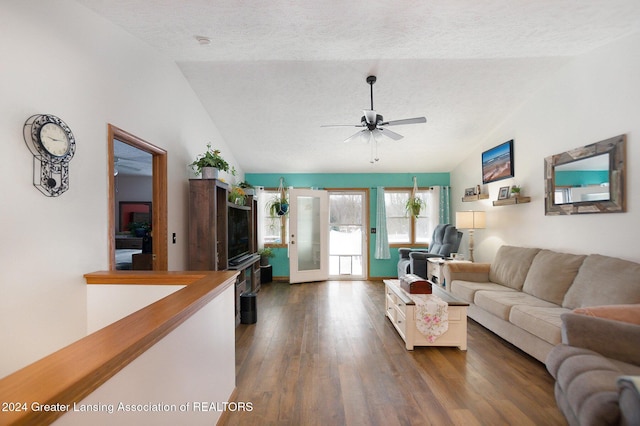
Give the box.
[23,114,76,197]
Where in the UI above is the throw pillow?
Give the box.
[573,304,640,325]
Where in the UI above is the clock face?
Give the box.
[39,122,70,157]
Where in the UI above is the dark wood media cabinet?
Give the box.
[188,178,260,326]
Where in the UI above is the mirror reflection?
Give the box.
[553,153,610,204]
[544,134,625,215]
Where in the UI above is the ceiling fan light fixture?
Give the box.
[322,75,426,162]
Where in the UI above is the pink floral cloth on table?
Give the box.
[410,294,448,342]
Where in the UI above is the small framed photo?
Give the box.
[465,187,477,197]
[498,186,510,200]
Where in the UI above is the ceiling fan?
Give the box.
[322,75,427,154]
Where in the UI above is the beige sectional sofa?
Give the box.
[443,245,640,363]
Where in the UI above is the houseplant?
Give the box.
[511,185,521,197]
[267,178,289,217]
[238,181,255,196]
[258,247,275,266]
[190,143,235,178]
[128,221,150,237]
[405,196,425,217]
[229,185,246,205]
[267,195,289,217]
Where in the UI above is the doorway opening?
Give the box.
[108,124,168,270]
[328,190,369,279]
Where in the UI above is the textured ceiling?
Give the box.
[76,0,640,173]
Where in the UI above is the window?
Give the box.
[384,189,432,245]
[259,189,288,246]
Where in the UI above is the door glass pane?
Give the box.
[297,196,321,271]
[329,193,365,277]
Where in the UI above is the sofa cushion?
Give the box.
[474,290,557,321]
[563,254,640,309]
[489,245,541,290]
[522,249,586,305]
[510,305,570,345]
[449,280,515,304]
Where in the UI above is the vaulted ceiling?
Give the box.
[77,0,640,173]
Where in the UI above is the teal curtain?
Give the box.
[439,186,451,224]
[375,187,390,259]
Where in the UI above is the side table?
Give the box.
[427,258,472,292]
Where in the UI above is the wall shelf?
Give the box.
[462,194,489,202]
[493,196,531,206]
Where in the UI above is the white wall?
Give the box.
[0,1,241,377]
[451,32,640,264]
[56,284,236,426]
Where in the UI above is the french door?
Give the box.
[288,188,329,284]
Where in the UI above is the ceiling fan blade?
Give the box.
[343,129,368,144]
[379,127,404,141]
[379,117,427,126]
[363,110,377,124]
[321,124,365,128]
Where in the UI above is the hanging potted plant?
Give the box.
[267,178,289,217]
[190,143,235,179]
[405,176,425,217]
[406,196,425,217]
[267,195,289,217]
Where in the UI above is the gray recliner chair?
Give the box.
[396,224,462,278]
[409,224,462,279]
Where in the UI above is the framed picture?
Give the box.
[498,186,510,200]
[464,187,477,197]
[482,140,514,184]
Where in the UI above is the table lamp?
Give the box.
[455,211,486,262]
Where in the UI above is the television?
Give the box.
[228,205,251,264]
[482,139,514,184]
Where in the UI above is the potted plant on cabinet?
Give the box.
[238,181,255,196]
[229,185,246,205]
[258,247,275,267]
[190,143,235,179]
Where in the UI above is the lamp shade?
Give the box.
[456,211,486,229]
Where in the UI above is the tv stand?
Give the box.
[228,254,261,326]
[228,253,260,270]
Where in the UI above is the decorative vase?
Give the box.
[202,167,218,179]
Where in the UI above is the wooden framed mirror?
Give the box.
[544,134,625,215]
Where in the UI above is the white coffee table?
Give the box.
[384,279,469,351]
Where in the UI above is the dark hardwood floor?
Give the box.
[220,280,566,426]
